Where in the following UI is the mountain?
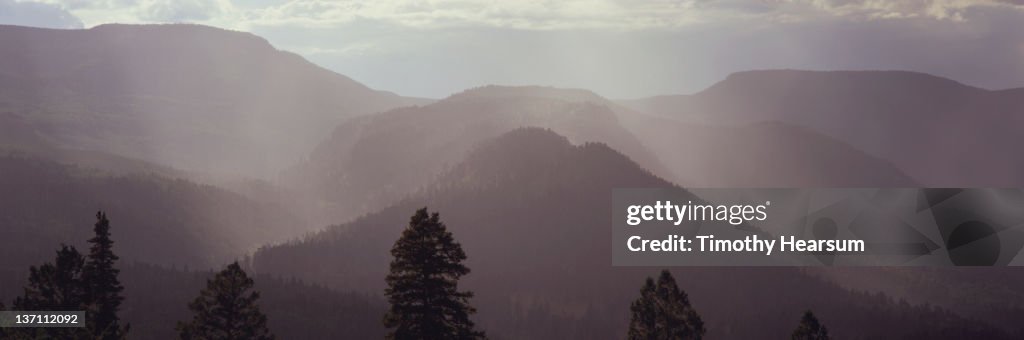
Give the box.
[283,85,669,223]
[620,70,1024,186]
[255,128,1012,339]
[0,24,429,178]
[614,113,917,187]
[262,128,679,338]
[287,81,919,224]
[266,128,673,291]
[0,153,307,272]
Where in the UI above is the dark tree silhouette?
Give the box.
[384,208,485,339]
[628,270,705,340]
[82,211,128,339]
[177,262,275,340]
[792,310,831,340]
[14,245,86,310]
[11,245,89,339]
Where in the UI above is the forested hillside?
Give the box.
[257,128,1017,339]
[0,154,302,273]
[284,86,667,223]
[0,24,428,177]
[621,70,1024,186]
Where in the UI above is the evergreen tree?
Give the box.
[628,277,659,339]
[14,245,86,310]
[177,262,275,340]
[384,208,485,340]
[628,270,705,340]
[81,211,128,339]
[11,245,89,339]
[792,310,830,340]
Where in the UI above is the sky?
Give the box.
[2,0,1023,99]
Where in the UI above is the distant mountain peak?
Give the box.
[477,127,572,148]
[85,23,277,54]
[704,69,984,96]
[446,85,608,104]
[0,23,423,178]
[91,22,252,34]
[621,68,1024,186]
[439,127,663,191]
[468,127,630,162]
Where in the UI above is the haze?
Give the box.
[4,2,1024,339]
[4,0,1023,98]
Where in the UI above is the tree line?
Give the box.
[5,212,129,339]
[4,209,831,339]
[381,207,831,340]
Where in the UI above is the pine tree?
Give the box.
[11,245,90,340]
[628,277,659,339]
[384,208,485,340]
[81,211,128,339]
[792,310,830,340]
[14,245,86,310]
[0,302,5,339]
[627,270,705,340]
[177,262,275,340]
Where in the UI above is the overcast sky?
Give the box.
[2,0,1023,98]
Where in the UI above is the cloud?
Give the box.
[782,0,1024,21]
[28,0,236,25]
[138,0,232,22]
[241,0,1024,31]
[0,0,83,28]
[6,0,1024,98]
[16,0,1024,30]
[238,0,1024,31]
[239,0,712,31]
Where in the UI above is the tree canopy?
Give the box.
[792,310,831,340]
[384,207,485,339]
[628,270,705,340]
[178,262,275,340]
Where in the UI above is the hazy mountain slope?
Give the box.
[808,267,1024,335]
[0,24,429,178]
[256,128,1010,339]
[614,113,917,186]
[621,70,1024,186]
[263,128,679,338]
[0,154,304,272]
[284,85,669,223]
[267,128,673,291]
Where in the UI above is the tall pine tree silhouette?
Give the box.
[82,211,127,339]
[628,270,705,340]
[792,310,830,340]
[384,208,485,339]
[177,262,275,340]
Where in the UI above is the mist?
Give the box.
[2,3,1024,338]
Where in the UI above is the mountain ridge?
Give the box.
[0,23,430,178]
[283,87,669,224]
[256,128,1009,339]
[620,69,1024,186]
